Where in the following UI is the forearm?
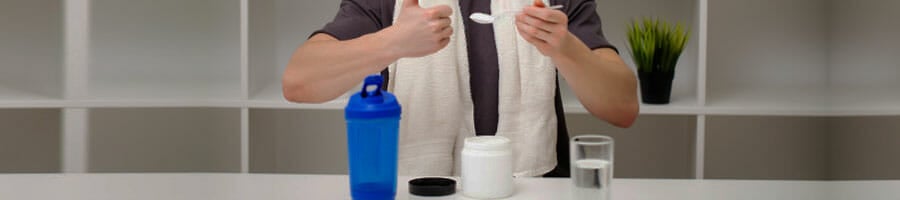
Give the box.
[283,32,400,103]
[553,33,639,127]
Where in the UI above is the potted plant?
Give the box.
[627,18,690,104]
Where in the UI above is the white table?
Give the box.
[0,174,896,200]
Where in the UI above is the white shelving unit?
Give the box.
[0,0,63,104]
[247,0,352,109]
[705,87,827,116]
[249,109,348,174]
[707,0,828,115]
[86,0,242,102]
[705,116,828,180]
[563,0,703,115]
[829,86,900,116]
[827,0,900,116]
[561,81,703,115]
[0,0,897,180]
[87,108,241,172]
[0,109,61,173]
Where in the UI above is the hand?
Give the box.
[382,0,454,58]
[515,0,573,58]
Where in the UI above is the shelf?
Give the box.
[249,109,347,174]
[247,0,347,109]
[248,0,342,100]
[828,86,900,116]
[706,86,900,116]
[596,0,701,114]
[706,87,827,116]
[248,82,349,109]
[581,0,702,115]
[828,116,900,180]
[55,84,899,115]
[560,75,702,115]
[0,86,65,108]
[81,82,243,107]
[707,0,828,115]
[88,108,241,172]
[827,1,900,116]
[564,95,701,115]
[828,1,900,89]
[87,0,241,100]
[705,116,828,180]
[0,109,61,173]
[0,86,55,101]
[566,115,697,178]
[0,0,63,100]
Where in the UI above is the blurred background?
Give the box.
[1,0,898,180]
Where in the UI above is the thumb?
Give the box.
[403,0,420,8]
[533,0,546,7]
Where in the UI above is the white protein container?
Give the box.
[461,136,514,199]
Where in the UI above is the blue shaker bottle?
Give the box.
[345,75,402,200]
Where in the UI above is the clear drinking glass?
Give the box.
[570,135,614,200]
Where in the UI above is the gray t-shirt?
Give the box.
[313,0,616,177]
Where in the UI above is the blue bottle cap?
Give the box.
[345,75,402,119]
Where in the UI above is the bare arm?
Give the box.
[282,33,400,103]
[283,0,453,103]
[555,46,640,128]
[516,4,639,128]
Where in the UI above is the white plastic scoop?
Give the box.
[469,5,563,24]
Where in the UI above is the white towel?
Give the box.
[388,0,558,177]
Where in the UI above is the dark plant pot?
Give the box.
[638,71,675,105]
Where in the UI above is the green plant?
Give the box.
[627,18,690,73]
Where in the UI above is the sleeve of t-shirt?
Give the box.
[557,0,618,52]
[311,0,394,41]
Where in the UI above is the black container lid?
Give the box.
[409,177,456,196]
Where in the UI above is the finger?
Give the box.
[403,0,420,8]
[431,18,451,32]
[533,0,547,8]
[516,13,555,33]
[519,28,547,46]
[438,26,453,38]
[516,21,548,43]
[516,20,551,41]
[427,5,453,18]
[522,6,565,23]
[437,38,451,49]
